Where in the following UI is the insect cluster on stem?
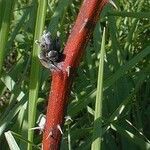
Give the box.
[36,31,63,71]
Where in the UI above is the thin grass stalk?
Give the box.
[0,0,4,28]
[91,28,105,150]
[67,125,72,150]
[28,0,47,150]
[0,0,15,77]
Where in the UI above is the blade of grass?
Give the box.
[86,46,96,84]
[28,0,47,150]
[91,28,105,150]
[108,93,133,123]
[124,0,145,59]
[107,11,124,65]
[0,97,27,136]
[125,119,150,143]
[111,123,150,149]
[11,131,40,149]
[68,45,150,117]
[105,46,150,89]
[6,9,30,53]
[48,0,71,35]
[0,0,15,77]
[0,57,29,123]
[4,131,20,150]
[0,0,5,28]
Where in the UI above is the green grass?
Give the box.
[28,0,47,150]
[0,0,150,149]
[91,28,106,150]
[0,0,15,76]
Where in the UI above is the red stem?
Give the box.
[42,0,108,149]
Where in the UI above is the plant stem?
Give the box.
[28,0,47,150]
[42,0,109,149]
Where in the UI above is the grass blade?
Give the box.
[48,0,70,35]
[91,28,105,150]
[0,0,15,76]
[111,123,150,149]
[28,0,47,149]
[105,46,150,89]
[4,131,20,150]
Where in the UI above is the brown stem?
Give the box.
[42,0,109,149]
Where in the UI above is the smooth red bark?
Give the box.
[42,0,108,149]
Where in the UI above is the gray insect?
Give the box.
[36,31,62,70]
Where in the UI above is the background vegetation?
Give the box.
[0,0,150,149]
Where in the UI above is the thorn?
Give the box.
[66,66,71,77]
[46,130,53,140]
[46,125,63,140]
[65,116,73,122]
[79,18,88,33]
[29,126,44,135]
[57,124,63,135]
[29,127,42,130]
[109,0,118,10]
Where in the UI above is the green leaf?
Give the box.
[91,28,106,150]
[28,0,47,149]
[4,131,20,150]
[111,123,150,149]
